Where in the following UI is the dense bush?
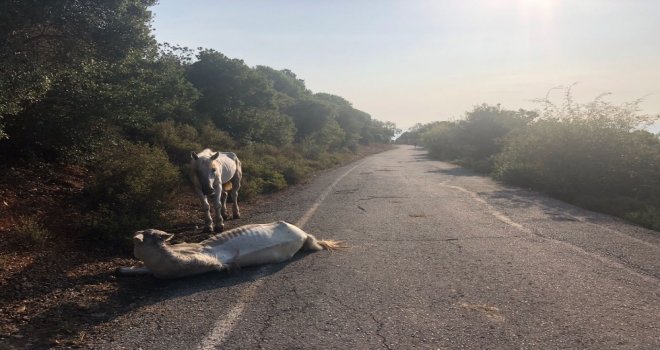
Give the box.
[420,105,533,172]
[148,120,235,165]
[0,1,397,242]
[493,91,660,229]
[148,120,204,164]
[409,89,660,230]
[82,142,181,242]
[13,216,50,246]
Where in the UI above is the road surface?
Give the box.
[91,145,660,349]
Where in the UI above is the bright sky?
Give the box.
[151,0,660,130]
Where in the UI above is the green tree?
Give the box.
[222,108,295,146]
[420,104,534,172]
[187,49,276,118]
[315,93,371,149]
[1,48,198,160]
[285,98,338,142]
[0,0,157,140]
[256,66,309,100]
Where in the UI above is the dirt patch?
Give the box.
[0,162,260,348]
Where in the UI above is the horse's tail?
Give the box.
[302,234,347,251]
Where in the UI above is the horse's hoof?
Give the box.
[203,227,213,233]
[214,225,224,233]
[221,214,229,220]
[233,213,241,219]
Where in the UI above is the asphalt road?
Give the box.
[91,145,660,349]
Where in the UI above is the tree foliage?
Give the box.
[416,104,533,172]
[413,90,660,230]
[0,0,158,139]
[493,90,660,229]
[0,1,397,240]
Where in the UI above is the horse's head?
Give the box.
[191,151,221,197]
[132,229,174,260]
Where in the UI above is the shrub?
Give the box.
[282,162,312,185]
[420,105,533,172]
[13,216,49,246]
[625,207,660,231]
[494,88,660,230]
[82,141,181,243]
[198,121,235,151]
[148,119,202,164]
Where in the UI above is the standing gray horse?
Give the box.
[190,149,242,233]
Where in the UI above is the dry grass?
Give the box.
[13,216,50,246]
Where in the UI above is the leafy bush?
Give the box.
[282,162,312,185]
[82,141,181,242]
[198,121,236,151]
[420,105,533,172]
[239,149,290,197]
[625,207,660,231]
[149,120,235,165]
[493,88,660,229]
[421,122,460,160]
[149,119,203,164]
[13,216,50,246]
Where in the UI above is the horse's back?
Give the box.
[220,152,238,161]
[195,149,238,162]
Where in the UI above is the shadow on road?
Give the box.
[425,167,483,177]
[5,244,314,349]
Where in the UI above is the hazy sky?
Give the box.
[152,0,660,130]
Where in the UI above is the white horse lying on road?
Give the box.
[117,221,345,279]
[190,149,242,233]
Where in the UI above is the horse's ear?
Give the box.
[155,232,174,241]
[191,152,199,160]
[133,233,144,243]
[210,152,220,160]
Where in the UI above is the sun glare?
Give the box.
[518,0,559,21]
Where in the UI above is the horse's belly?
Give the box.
[148,259,216,279]
[233,240,303,267]
[208,232,305,267]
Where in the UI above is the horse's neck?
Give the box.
[210,160,224,184]
[150,243,189,264]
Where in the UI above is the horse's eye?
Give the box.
[211,168,216,172]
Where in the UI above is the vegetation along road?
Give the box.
[90,145,660,349]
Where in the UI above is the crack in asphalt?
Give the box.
[322,291,391,347]
[255,310,274,350]
[358,195,409,201]
[255,279,291,350]
[370,313,392,350]
[334,188,360,194]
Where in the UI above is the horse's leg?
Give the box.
[211,192,224,233]
[230,173,241,219]
[220,190,229,220]
[198,193,214,233]
[116,266,152,276]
